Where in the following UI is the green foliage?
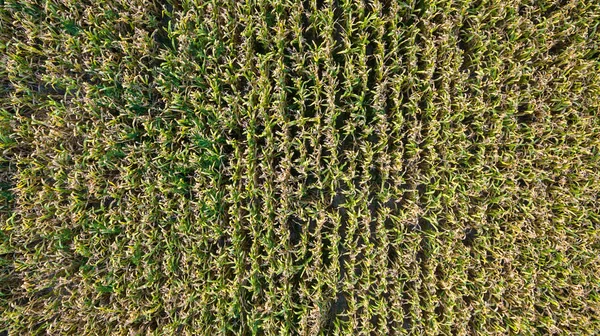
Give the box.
[2,0,600,334]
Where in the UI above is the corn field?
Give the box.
[1,0,600,334]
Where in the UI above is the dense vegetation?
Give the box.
[1,0,600,334]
